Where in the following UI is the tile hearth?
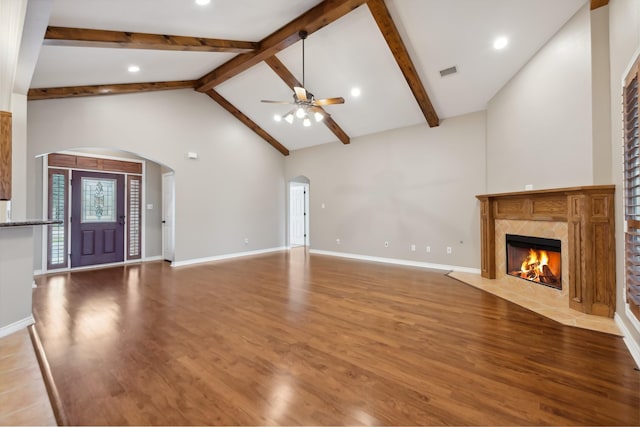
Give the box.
[448,271,621,336]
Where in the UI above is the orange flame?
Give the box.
[519,249,550,281]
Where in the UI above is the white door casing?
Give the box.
[289,183,308,247]
[162,172,175,262]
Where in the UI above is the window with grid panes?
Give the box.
[127,175,142,260]
[48,169,68,269]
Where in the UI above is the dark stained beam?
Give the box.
[195,0,367,92]
[263,56,303,94]
[205,90,289,156]
[366,0,439,128]
[590,0,608,10]
[28,80,196,100]
[44,26,258,53]
[264,56,350,145]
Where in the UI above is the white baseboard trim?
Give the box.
[144,255,164,262]
[171,246,287,268]
[616,310,640,369]
[0,315,35,339]
[309,249,482,274]
[625,304,640,332]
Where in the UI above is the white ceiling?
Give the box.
[25,0,588,152]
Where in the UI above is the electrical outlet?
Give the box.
[446,246,452,254]
[410,244,416,252]
[426,246,431,253]
[384,241,389,248]
[244,238,249,245]
[336,238,341,245]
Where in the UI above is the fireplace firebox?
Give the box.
[506,234,561,290]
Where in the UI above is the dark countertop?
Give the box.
[0,220,62,228]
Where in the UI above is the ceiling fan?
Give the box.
[262,30,345,126]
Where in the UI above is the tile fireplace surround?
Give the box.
[472,186,616,323]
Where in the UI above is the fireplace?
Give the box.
[477,185,615,317]
[506,234,562,290]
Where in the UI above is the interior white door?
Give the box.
[289,184,306,247]
[162,172,175,262]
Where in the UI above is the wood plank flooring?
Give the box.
[32,249,640,425]
[0,328,56,426]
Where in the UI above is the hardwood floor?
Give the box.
[32,249,640,425]
[0,328,56,426]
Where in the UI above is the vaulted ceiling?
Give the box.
[22,0,590,155]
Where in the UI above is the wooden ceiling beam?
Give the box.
[28,80,196,100]
[366,0,439,128]
[590,0,609,10]
[205,90,289,156]
[264,56,350,145]
[44,26,258,53]
[195,0,367,92]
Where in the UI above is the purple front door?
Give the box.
[71,170,125,267]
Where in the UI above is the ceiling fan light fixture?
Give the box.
[274,114,282,122]
[284,113,294,124]
[260,30,344,128]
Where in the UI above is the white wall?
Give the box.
[609,0,640,350]
[285,111,486,269]
[144,161,162,258]
[591,6,612,185]
[27,89,286,263]
[9,93,27,219]
[487,4,594,193]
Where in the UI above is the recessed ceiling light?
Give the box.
[128,65,140,73]
[351,87,361,97]
[195,0,210,5]
[493,37,508,50]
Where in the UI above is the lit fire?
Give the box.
[519,249,551,282]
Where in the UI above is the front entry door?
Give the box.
[71,170,125,267]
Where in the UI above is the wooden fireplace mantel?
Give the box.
[476,185,616,317]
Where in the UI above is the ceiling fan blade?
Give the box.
[261,100,293,104]
[294,86,308,102]
[313,97,345,106]
[310,106,327,115]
